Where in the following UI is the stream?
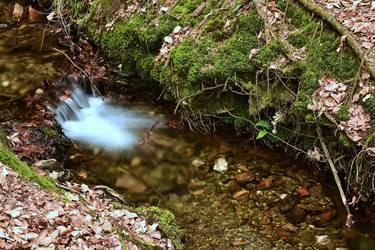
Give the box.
[1,1,375,249]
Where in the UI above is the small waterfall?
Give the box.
[50,85,155,151]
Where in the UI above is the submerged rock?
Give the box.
[213,157,228,173]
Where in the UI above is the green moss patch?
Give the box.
[0,128,62,194]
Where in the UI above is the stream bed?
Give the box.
[1,1,375,249]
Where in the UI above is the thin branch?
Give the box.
[316,124,353,227]
[52,48,88,77]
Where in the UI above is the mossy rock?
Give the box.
[60,0,375,199]
[110,203,183,250]
[62,0,361,135]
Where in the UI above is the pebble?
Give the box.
[213,158,228,173]
[192,159,205,167]
[173,26,182,33]
[35,88,44,94]
[315,235,330,245]
[1,80,10,87]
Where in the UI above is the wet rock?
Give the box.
[115,173,147,193]
[223,180,240,193]
[315,235,330,246]
[192,189,205,196]
[295,187,310,198]
[279,193,287,200]
[275,228,299,244]
[286,206,306,224]
[192,159,205,168]
[12,3,24,22]
[278,195,299,213]
[315,209,337,226]
[213,157,228,173]
[233,172,254,184]
[130,157,141,167]
[256,176,274,189]
[233,189,249,200]
[28,6,44,23]
[231,238,249,246]
[282,223,299,233]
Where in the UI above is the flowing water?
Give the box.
[1,1,375,249]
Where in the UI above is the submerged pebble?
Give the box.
[213,157,228,173]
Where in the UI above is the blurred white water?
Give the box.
[50,85,154,151]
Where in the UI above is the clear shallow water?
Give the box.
[0,1,66,122]
[68,126,375,249]
[1,1,375,249]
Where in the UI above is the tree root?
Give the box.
[295,0,375,80]
[316,125,354,227]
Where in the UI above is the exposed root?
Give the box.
[295,0,375,80]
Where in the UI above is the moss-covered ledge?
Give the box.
[59,0,375,201]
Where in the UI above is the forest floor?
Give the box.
[0,163,175,249]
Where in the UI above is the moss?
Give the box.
[0,128,62,194]
[117,228,158,249]
[277,0,314,28]
[280,0,359,113]
[254,39,286,70]
[69,0,86,17]
[363,96,375,119]
[305,113,316,124]
[236,8,262,35]
[336,104,350,121]
[171,38,204,76]
[131,206,183,250]
[338,132,351,148]
[39,126,59,137]
[65,0,364,171]
[139,17,176,50]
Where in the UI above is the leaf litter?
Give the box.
[308,75,372,143]
[315,0,375,51]
[0,163,175,249]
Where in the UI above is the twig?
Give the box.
[93,185,127,204]
[52,48,88,77]
[0,93,16,98]
[316,125,353,227]
[39,21,51,52]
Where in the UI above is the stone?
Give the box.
[213,158,228,173]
